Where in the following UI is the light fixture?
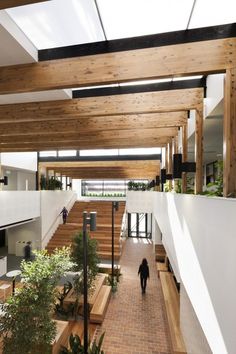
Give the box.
[0,176,8,185]
[173,153,196,178]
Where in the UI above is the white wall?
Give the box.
[0,191,40,227]
[1,152,37,171]
[1,168,36,191]
[126,191,236,354]
[205,74,224,117]
[7,218,41,254]
[180,285,212,354]
[152,217,162,244]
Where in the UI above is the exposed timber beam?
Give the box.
[182,124,188,193]
[223,67,236,197]
[40,160,160,168]
[195,104,204,194]
[0,136,171,152]
[0,89,203,122]
[0,127,178,144]
[0,36,235,94]
[0,0,49,9]
[0,112,187,135]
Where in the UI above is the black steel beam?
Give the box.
[72,78,206,99]
[39,23,236,61]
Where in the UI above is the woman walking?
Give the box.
[138,258,150,294]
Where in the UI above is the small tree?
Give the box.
[70,232,100,295]
[0,248,73,354]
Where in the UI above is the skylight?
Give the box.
[7,0,236,51]
[7,0,104,49]
[97,0,194,39]
[189,0,236,29]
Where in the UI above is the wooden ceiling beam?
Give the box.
[0,89,202,122]
[0,112,187,135]
[0,0,49,9]
[0,37,235,94]
[0,127,178,144]
[40,160,160,168]
[0,137,170,152]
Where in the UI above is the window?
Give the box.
[58,150,77,157]
[39,151,57,157]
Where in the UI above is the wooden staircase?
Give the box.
[46,201,126,261]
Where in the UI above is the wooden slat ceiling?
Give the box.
[0,38,235,94]
[40,160,160,180]
[0,0,49,9]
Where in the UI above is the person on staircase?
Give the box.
[138,258,150,294]
[60,206,68,224]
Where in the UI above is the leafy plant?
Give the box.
[55,281,74,319]
[0,248,72,354]
[70,232,100,296]
[106,270,121,293]
[40,175,63,190]
[202,161,223,197]
[174,179,182,193]
[127,181,149,191]
[60,332,105,354]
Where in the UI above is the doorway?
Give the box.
[127,213,152,238]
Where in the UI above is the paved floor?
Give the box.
[100,238,172,354]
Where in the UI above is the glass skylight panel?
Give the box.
[7,0,105,49]
[189,0,236,29]
[119,148,161,155]
[97,0,194,40]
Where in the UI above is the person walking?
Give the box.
[60,206,68,224]
[24,241,32,261]
[138,258,150,294]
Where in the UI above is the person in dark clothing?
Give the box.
[24,241,32,261]
[138,258,150,294]
[60,207,68,224]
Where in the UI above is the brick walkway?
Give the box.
[100,238,172,354]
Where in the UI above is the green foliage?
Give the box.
[127,181,149,191]
[202,161,223,197]
[84,193,125,198]
[70,232,100,296]
[40,175,63,190]
[0,248,72,354]
[55,281,74,319]
[186,175,195,194]
[60,332,105,354]
[106,270,121,293]
[174,179,182,193]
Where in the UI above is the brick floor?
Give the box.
[99,238,172,354]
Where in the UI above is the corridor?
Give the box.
[100,238,172,354]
